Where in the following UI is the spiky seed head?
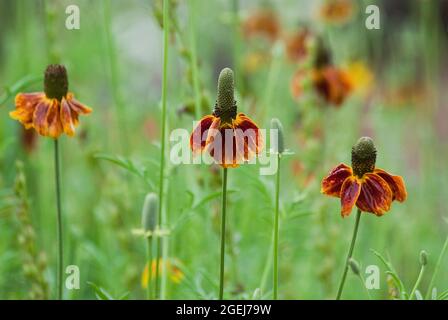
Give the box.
[214,68,236,123]
[44,64,68,101]
[141,193,158,233]
[351,137,377,178]
[270,118,285,154]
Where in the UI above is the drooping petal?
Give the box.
[374,168,407,202]
[208,125,239,168]
[10,92,46,129]
[321,163,353,197]
[66,93,92,114]
[356,173,393,216]
[46,100,63,138]
[60,97,76,136]
[233,113,264,160]
[189,115,216,155]
[33,99,53,136]
[340,176,361,217]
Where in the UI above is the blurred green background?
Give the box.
[0,0,447,300]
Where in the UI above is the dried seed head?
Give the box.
[351,137,377,178]
[141,193,158,233]
[214,68,236,123]
[44,64,68,101]
[419,250,428,266]
[348,258,360,275]
[270,118,285,154]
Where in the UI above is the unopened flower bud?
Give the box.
[348,258,360,275]
[419,250,428,266]
[141,193,158,233]
[270,118,285,154]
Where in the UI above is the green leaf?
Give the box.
[372,249,408,299]
[87,282,115,300]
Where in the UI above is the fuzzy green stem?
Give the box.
[426,235,448,299]
[336,208,362,300]
[273,154,281,299]
[219,168,228,300]
[409,265,426,300]
[146,237,153,300]
[54,139,63,300]
[155,0,170,300]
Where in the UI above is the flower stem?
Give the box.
[273,154,281,299]
[54,139,63,300]
[336,208,362,300]
[188,0,201,120]
[155,0,170,300]
[409,265,426,300]
[425,235,448,299]
[219,168,228,300]
[146,237,153,300]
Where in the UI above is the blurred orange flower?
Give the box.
[285,27,311,63]
[141,258,184,288]
[242,9,280,42]
[10,64,92,139]
[319,0,354,25]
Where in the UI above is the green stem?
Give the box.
[146,237,153,300]
[336,209,362,300]
[219,168,228,300]
[155,0,170,299]
[54,139,63,300]
[188,0,201,120]
[273,154,281,299]
[358,274,372,300]
[426,235,448,299]
[409,266,426,300]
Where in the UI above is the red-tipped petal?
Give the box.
[340,176,361,217]
[321,163,353,197]
[189,115,216,155]
[356,173,393,216]
[374,169,407,202]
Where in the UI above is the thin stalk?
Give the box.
[273,154,281,299]
[188,0,201,120]
[54,139,63,300]
[219,168,228,300]
[409,265,426,300]
[155,0,170,299]
[357,274,372,300]
[146,237,153,300]
[336,209,362,300]
[426,235,448,299]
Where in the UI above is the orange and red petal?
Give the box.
[356,173,393,216]
[321,163,353,197]
[340,176,361,217]
[33,99,53,137]
[46,100,63,138]
[66,93,92,115]
[10,92,46,129]
[190,115,217,155]
[61,97,76,137]
[208,127,240,168]
[233,113,264,159]
[374,169,407,202]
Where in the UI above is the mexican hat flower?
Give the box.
[190,68,263,168]
[242,9,280,42]
[321,137,407,217]
[10,64,92,138]
[319,0,354,25]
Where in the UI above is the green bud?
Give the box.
[419,250,428,266]
[270,118,285,154]
[351,137,377,178]
[348,258,360,275]
[141,193,158,233]
[214,68,236,123]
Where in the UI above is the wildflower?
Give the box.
[10,64,92,138]
[190,68,263,168]
[321,137,407,217]
[319,0,354,25]
[285,27,311,63]
[141,259,184,288]
[242,9,280,42]
[312,66,352,106]
[344,61,374,95]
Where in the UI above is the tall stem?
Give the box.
[54,139,63,300]
[273,154,281,299]
[336,209,362,300]
[409,265,426,300]
[155,0,170,299]
[219,168,228,300]
[146,237,153,300]
[188,0,201,120]
[425,235,448,299]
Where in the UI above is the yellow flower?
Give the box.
[141,258,184,288]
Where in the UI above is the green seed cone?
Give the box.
[351,137,377,177]
[270,118,285,154]
[348,258,360,275]
[214,68,236,123]
[419,250,428,266]
[141,193,158,233]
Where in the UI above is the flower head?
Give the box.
[141,258,184,288]
[242,9,280,42]
[285,27,311,63]
[190,68,263,168]
[321,137,407,217]
[319,0,354,25]
[10,64,92,139]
